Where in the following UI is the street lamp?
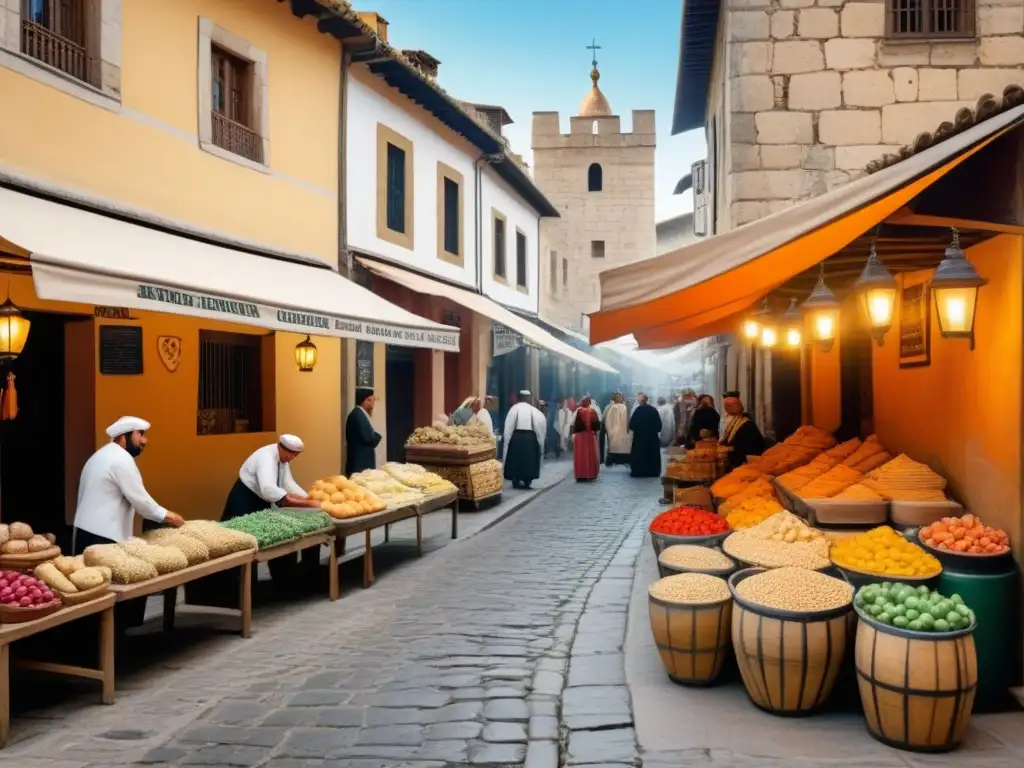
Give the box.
[294,335,318,372]
[931,228,987,350]
[781,298,802,349]
[0,298,31,361]
[854,242,898,345]
[801,265,840,353]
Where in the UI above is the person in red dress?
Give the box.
[572,396,601,481]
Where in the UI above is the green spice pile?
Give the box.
[855,582,975,632]
[220,509,333,549]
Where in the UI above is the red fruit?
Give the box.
[14,586,27,598]
[21,577,36,587]
[41,590,54,602]
[0,579,9,590]
[18,596,31,607]
[0,594,12,604]
[28,587,41,599]
[0,587,11,598]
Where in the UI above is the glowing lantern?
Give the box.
[294,335,318,372]
[801,266,840,353]
[854,243,897,345]
[931,228,986,350]
[0,298,31,361]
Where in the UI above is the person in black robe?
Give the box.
[628,393,663,478]
[686,394,721,447]
[720,391,766,470]
[345,388,381,476]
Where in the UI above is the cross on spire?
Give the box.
[586,38,601,68]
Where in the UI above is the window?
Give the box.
[562,257,569,292]
[386,143,407,233]
[591,240,605,259]
[20,0,90,84]
[493,210,507,281]
[197,331,271,435]
[198,19,268,169]
[549,250,557,295]
[885,0,975,38]
[591,120,599,135]
[516,230,528,291]
[587,163,603,192]
[210,45,262,164]
[376,124,414,249]
[436,162,464,265]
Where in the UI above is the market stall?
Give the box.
[404,424,503,509]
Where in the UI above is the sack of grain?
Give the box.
[119,538,189,574]
[143,529,211,566]
[180,520,257,558]
[83,544,158,584]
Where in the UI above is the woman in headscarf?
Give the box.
[572,396,600,481]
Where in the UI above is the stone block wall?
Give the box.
[724,0,1024,228]
[532,111,657,332]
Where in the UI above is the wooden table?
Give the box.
[0,593,116,748]
[109,549,255,638]
[255,531,339,601]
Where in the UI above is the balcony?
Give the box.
[21,19,89,84]
[211,111,264,164]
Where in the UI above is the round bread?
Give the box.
[27,534,51,552]
[2,539,28,554]
[0,524,9,547]
[9,522,33,541]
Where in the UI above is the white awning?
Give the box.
[0,187,460,351]
[358,258,618,374]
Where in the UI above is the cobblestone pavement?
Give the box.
[3,463,650,768]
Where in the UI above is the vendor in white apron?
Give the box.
[221,434,318,521]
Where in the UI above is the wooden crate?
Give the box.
[427,460,503,500]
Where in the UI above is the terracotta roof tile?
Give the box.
[865,85,1024,174]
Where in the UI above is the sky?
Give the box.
[362,0,705,222]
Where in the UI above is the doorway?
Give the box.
[838,328,875,441]
[385,345,415,462]
[0,311,68,539]
[770,350,802,442]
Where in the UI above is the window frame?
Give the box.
[436,161,464,266]
[884,0,976,40]
[0,0,122,107]
[591,240,606,259]
[198,18,269,172]
[492,209,508,283]
[376,123,415,250]
[515,228,528,293]
[587,163,603,192]
[196,330,274,436]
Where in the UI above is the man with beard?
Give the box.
[345,388,382,475]
[72,416,184,554]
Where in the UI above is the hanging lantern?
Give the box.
[742,298,772,343]
[854,242,898,345]
[931,228,987,350]
[294,335,318,372]
[760,323,778,349]
[781,298,802,349]
[0,298,31,361]
[801,265,840,353]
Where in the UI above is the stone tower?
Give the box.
[532,56,656,334]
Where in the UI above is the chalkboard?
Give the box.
[356,340,374,388]
[99,325,143,375]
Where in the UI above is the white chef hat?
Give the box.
[279,434,304,452]
[106,416,151,439]
[519,390,531,397]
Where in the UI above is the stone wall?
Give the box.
[725,0,1024,227]
[532,111,656,332]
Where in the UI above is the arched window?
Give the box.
[587,163,603,192]
[591,120,599,135]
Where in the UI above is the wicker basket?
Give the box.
[58,582,111,607]
[428,459,503,500]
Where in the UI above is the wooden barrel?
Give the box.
[648,593,732,686]
[855,613,977,752]
[729,568,854,715]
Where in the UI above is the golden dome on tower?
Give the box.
[578,65,612,117]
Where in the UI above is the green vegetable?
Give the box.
[855,582,975,634]
[934,619,950,632]
[905,609,919,621]
[908,619,923,631]
[220,509,333,549]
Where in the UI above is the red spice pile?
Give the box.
[650,506,728,536]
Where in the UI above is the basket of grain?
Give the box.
[657,545,738,579]
[648,573,732,686]
[722,511,831,571]
[728,566,855,716]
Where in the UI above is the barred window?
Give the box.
[197,331,266,435]
[21,0,91,85]
[885,0,976,39]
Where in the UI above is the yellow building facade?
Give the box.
[0,0,435,531]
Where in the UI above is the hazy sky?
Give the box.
[361,0,706,222]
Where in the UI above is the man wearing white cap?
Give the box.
[223,434,319,522]
[72,416,184,555]
[502,390,546,489]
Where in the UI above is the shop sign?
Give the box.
[94,306,134,319]
[107,283,461,352]
[356,340,374,387]
[493,323,523,357]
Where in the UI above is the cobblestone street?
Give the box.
[3,466,651,768]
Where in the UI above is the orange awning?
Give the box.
[590,105,1024,347]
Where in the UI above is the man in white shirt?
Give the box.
[223,434,319,521]
[502,390,547,489]
[72,416,184,555]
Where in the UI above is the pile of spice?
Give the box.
[649,573,730,604]
[659,545,735,571]
[650,506,728,537]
